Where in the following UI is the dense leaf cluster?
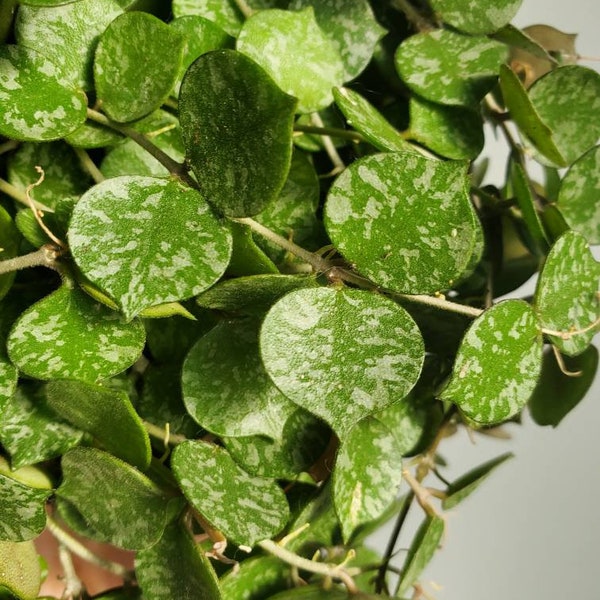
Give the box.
[0,0,598,598]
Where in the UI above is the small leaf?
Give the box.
[324,152,478,294]
[442,453,513,510]
[441,300,543,425]
[0,540,41,600]
[0,206,19,301]
[395,30,507,106]
[219,555,289,600]
[260,287,425,437]
[171,440,290,547]
[529,346,598,427]
[182,318,296,440]
[534,230,600,356]
[0,45,87,141]
[557,145,600,244]
[396,516,445,597]
[94,12,185,122]
[135,520,221,600]
[68,176,232,320]
[237,8,345,113]
[46,379,151,470]
[179,49,297,217]
[227,222,280,276]
[429,0,522,35]
[7,285,145,383]
[333,417,403,543]
[57,447,170,550]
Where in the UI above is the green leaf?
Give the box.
[408,97,484,160]
[135,519,221,600]
[172,0,244,36]
[498,64,566,166]
[288,0,386,80]
[533,230,600,356]
[7,284,145,383]
[429,0,522,35]
[260,287,425,437]
[442,453,513,510]
[528,66,600,165]
[441,300,543,425]
[324,152,478,294]
[557,145,600,244]
[219,555,289,600]
[492,24,559,66]
[0,354,18,414]
[45,379,151,470]
[57,447,171,550]
[15,0,123,89]
[64,120,123,149]
[68,176,232,320]
[171,440,290,547]
[266,586,351,599]
[0,45,87,141]
[395,30,507,106]
[396,516,445,597]
[182,318,296,440]
[15,197,74,249]
[0,206,19,301]
[94,12,185,122]
[227,222,280,276]
[237,8,345,113]
[334,417,403,543]
[179,49,297,217]
[333,87,416,153]
[529,346,598,427]
[0,383,83,469]
[0,473,50,542]
[0,540,40,600]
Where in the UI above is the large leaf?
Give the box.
[179,50,297,217]
[260,287,425,437]
[237,8,345,113]
[0,353,18,410]
[171,440,290,547]
[0,45,87,141]
[429,0,522,35]
[324,151,478,294]
[441,300,543,425]
[7,285,145,382]
[0,540,40,600]
[0,206,19,301]
[57,447,171,550]
[68,176,232,320]
[46,379,151,470]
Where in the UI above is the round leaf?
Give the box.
[429,0,522,35]
[534,230,600,356]
[237,8,345,113]
[171,440,290,547]
[324,152,477,294]
[7,285,146,382]
[68,176,232,320]
[441,300,543,425]
[395,30,507,106]
[260,287,425,437]
[0,45,87,141]
[0,540,41,600]
[94,12,185,122]
[179,49,297,217]
[182,318,297,440]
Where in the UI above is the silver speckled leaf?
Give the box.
[0,540,41,600]
[429,0,522,35]
[441,300,543,425]
[7,285,145,383]
[534,230,600,356]
[68,176,231,320]
[333,417,403,543]
[324,152,478,294]
[260,287,425,437]
[172,0,244,36]
[220,555,288,600]
[171,440,289,547]
[0,354,17,411]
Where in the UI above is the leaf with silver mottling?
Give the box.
[0,540,41,600]
[429,0,522,35]
[220,555,289,600]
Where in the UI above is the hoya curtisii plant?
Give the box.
[0,0,599,598]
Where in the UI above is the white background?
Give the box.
[368,1,600,598]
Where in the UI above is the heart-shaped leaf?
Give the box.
[260,287,425,437]
[429,0,522,35]
[534,230,600,356]
[324,151,478,294]
[7,285,145,382]
[68,176,231,320]
[0,45,87,141]
[0,540,41,600]
[237,8,345,113]
[94,12,185,122]
[333,417,403,543]
[441,300,543,425]
[179,49,297,217]
[171,440,289,547]
[57,447,171,550]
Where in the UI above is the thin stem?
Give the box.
[0,139,19,155]
[233,0,253,18]
[402,468,439,517]
[294,124,366,143]
[542,311,600,340]
[143,420,187,446]
[0,177,53,212]
[310,113,345,173]
[26,166,66,248]
[57,542,84,599]
[74,146,105,184]
[0,245,62,276]
[551,344,582,377]
[391,0,434,31]
[398,293,483,318]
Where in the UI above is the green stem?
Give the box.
[143,420,187,446]
[391,0,434,31]
[0,177,53,213]
[311,113,345,173]
[233,0,253,18]
[0,140,19,156]
[397,293,483,318]
[293,124,365,143]
[74,146,105,184]
[0,246,61,276]
[57,542,84,599]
